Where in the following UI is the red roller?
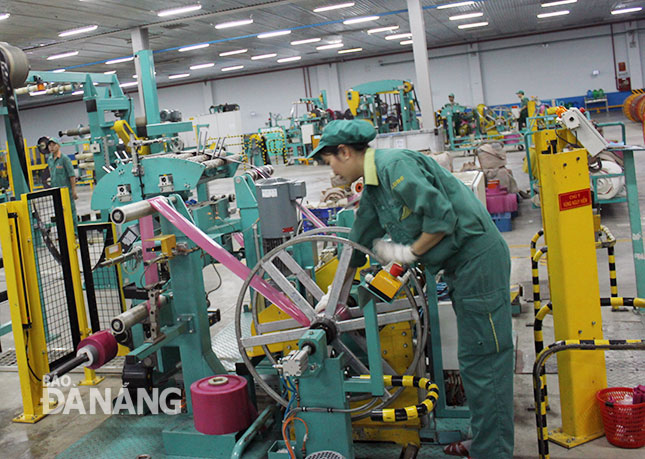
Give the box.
[190,375,256,435]
[622,93,645,142]
[77,330,118,369]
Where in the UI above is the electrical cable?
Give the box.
[206,262,222,295]
[282,415,308,459]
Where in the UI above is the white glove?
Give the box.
[315,286,331,314]
[373,239,417,265]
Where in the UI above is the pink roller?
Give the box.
[191,375,256,435]
[78,330,118,369]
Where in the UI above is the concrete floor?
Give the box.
[1,111,644,458]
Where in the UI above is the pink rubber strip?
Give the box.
[232,232,245,248]
[297,203,326,229]
[148,197,310,326]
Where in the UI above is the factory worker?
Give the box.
[517,90,529,130]
[448,93,457,105]
[47,137,78,230]
[308,120,514,459]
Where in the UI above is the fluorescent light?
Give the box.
[437,1,475,9]
[317,43,344,50]
[458,21,489,29]
[338,47,362,54]
[58,24,98,37]
[157,4,202,17]
[537,10,570,18]
[541,0,577,7]
[119,81,138,88]
[385,33,412,40]
[132,74,138,78]
[169,73,190,80]
[449,12,484,20]
[189,62,215,70]
[251,53,277,60]
[343,16,379,25]
[72,90,84,95]
[215,18,253,29]
[277,56,302,63]
[0,13,10,21]
[291,38,322,45]
[314,2,355,12]
[30,90,47,96]
[104,70,116,74]
[328,39,343,44]
[219,48,248,56]
[368,25,399,34]
[52,68,66,73]
[258,30,292,39]
[106,56,133,65]
[222,65,244,72]
[400,40,413,45]
[179,43,209,52]
[47,51,79,60]
[611,7,643,15]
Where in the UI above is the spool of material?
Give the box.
[190,375,256,435]
[77,330,118,369]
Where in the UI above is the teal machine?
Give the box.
[345,80,420,133]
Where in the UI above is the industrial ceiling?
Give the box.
[1,0,643,94]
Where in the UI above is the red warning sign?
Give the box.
[559,189,591,211]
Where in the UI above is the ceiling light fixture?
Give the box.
[157,4,202,17]
[189,62,215,70]
[179,43,210,52]
[52,68,66,73]
[219,48,248,56]
[611,6,643,15]
[458,21,489,29]
[0,13,10,20]
[437,1,475,9]
[104,70,116,74]
[58,24,98,37]
[106,56,134,65]
[222,65,244,72]
[385,33,412,40]
[314,2,355,13]
[119,81,138,88]
[338,47,362,54]
[317,43,344,50]
[400,40,413,45]
[541,0,577,7]
[449,12,484,20]
[291,38,322,45]
[537,10,570,18]
[169,73,190,79]
[343,16,379,25]
[258,30,292,39]
[47,51,79,60]
[215,18,253,29]
[277,56,302,63]
[368,25,399,34]
[251,53,278,60]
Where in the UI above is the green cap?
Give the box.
[47,137,60,145]
[308,120,376,159]
[516,90,524,95]
[448,93,455,98]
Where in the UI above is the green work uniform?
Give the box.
[47,153,77,228]
[349,148,514,459]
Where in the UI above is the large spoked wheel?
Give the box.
[234,227,428,419]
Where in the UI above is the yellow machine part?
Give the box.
[402,81,413,93]
[146,234,177,258]
[346,90,360,116]
[248,304,299,357]
[368,270,402,300]
[112,120,150,155]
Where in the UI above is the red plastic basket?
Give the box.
[596,387,645,448]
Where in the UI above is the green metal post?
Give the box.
[621,150,645,297]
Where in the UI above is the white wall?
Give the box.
[5,21,645,147]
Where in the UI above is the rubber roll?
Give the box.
[190,375,256,435]
[78,330,118,369]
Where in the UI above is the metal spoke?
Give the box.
[348,332,397,376]
[276,250,324,301]
[336,309,416,333]
[256,317,301,334]
[241,327,308,348]
[324,244,354,319]
[261,260,317,322]
[333,339,393,400]
[346,296,424,318]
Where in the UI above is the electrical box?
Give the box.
[255,177,306,238]
[105,243,123,260]
[146,234,176,257]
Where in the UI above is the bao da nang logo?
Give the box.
[41,375,182,415]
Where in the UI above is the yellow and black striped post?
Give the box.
[366,375,440,422]
[533,303,553,408]
[600,296,645,309]
[533,339,645,459]
[532,246,548,316]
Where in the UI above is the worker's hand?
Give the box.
[72,190,78,200]
[315,286,331,314]
[373,239,417,265]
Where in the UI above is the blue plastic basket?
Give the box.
[302,207,342,231]
[491,212,512,232]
